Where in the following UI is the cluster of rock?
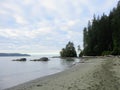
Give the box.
[12,57,49,62]
[30,57,49,61]
[12,58,27,61]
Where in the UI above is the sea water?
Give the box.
[0,55,80,90]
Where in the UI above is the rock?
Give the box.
[40,57,49,61]
[30,59,38,61]
[12,58,27,61]
[30,57,49,61]
[51,56,60,58]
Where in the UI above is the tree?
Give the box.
[83,0,120,56]
[77,45,81,52]
[60,41,77,57]
[77,45,83,57]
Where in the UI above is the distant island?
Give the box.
[0,53,30,56]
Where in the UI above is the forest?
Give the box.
[60,1,120,57]
[83,1,120,56]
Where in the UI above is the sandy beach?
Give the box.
[5,57,120,90]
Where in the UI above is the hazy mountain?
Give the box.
[0,53,30,56]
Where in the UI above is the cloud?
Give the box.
[13,14,28,25]
[0,27,53,39]
[0,0,119,54]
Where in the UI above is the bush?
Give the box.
[111,49,120,55]
[79,51,83,57]
[102,51,112,56]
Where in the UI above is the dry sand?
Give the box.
[5,57,120,90]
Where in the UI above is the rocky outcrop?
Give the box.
[12,58,27,61]
[30,57,49,61]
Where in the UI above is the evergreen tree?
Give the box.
[60,41,77,57]
[83,0,120,56]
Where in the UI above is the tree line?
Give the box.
[83,1,120,56]
[60,1,120,57]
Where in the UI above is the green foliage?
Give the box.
[102,51,112,56]
[83,0,120,56]
[79,51,83,57]
[60,41,77,57]
[111,48,120,55]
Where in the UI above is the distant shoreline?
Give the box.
[0,53,30,57]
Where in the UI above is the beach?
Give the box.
[5,57,120,90]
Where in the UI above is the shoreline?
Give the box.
[4,56,120,90]
[4,58,85,90]
[4,57,104,90]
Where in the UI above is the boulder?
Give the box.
[40,57,49,61]
[30,57,49,61]
[12,58,27,61]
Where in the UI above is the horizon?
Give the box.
[0,0,119,54]
[0,52,59,56]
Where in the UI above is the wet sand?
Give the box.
[5,57,120,90]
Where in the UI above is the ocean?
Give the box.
[0,55,80,90]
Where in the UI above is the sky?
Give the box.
[0,0,119,55]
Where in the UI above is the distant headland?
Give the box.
[0,53,30,56]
